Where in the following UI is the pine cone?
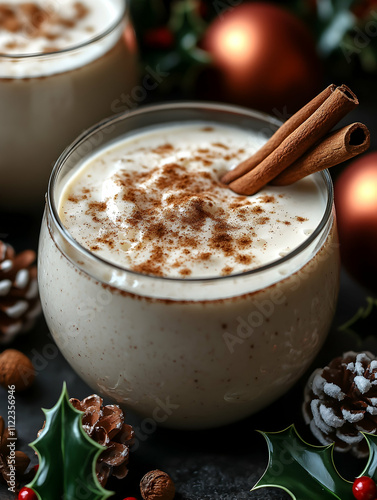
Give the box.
[69,395,134,486]
[0,416,30,489]
[0,241,40,344]
[303,351,377,457]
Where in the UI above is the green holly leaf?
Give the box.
[253,425,353,499]
[361,433,377,479]
[27,383,113,500]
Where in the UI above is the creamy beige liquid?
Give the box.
[59,124,326,278]
[39,121,339,428]
[0,0,137,211]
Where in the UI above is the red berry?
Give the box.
[18,487,38,500]
[33,464,39,474]
[353,476,377,500]
[122,498,138,500]
[143,27,174,49]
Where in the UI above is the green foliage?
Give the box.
[339,297,377,337]
[27,384,113,500]
[254,425,377,499]
[130,0,377,100]
[129,0,211,96]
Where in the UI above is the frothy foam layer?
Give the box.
[59,123,327,279]
[0,0,123,77]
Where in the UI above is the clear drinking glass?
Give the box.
[38,102,340,429]
[0,0,137,211]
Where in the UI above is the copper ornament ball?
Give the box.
[334,152,377,291]
[199,2,323,113]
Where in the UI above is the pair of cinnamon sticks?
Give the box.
[222,84,370,195]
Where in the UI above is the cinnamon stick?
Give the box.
[221,84,337,185]
[271,122,370,186]
[228,85,358,196]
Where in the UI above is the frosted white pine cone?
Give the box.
[303,351,377,457]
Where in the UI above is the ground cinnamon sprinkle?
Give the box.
[237,236,253,248]
[0,1,90,44]
[197,252,211,261]
[61,127,314,278]
[209,233,234,256]
[87,201,107,212]
[68,194,87,203]
[259,195,276,203]
[74,2,89,19]
[132,246,165,276]
[179,268,192,276]
[235,254,253,265]
[221,266,234,276]
[152,143,174,155]
[96,231,116,249]
[212,143,229,150]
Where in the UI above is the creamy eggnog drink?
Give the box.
[38,104,339,429]
[0,0,137,211]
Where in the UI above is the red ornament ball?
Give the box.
[352,476,377,500]
[200,2,322,113]
[18,487,37,500]
[334,152,377,290]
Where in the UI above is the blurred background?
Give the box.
[129,0,377,110]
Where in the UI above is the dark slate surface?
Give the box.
[0,98,376,499]
[0,266,374,500]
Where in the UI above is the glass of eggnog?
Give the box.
[0,0,137,212]
[38,102,340,429]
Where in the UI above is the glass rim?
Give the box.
[47,101,334,284]
[0,1,126,60]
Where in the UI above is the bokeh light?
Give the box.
[208,16,261,70]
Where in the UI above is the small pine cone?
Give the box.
[70,395,135,486]
[303,351,377,457]
[0,241,40,344]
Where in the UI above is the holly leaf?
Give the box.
[361,433,377,479]
[252,425,353,499]
[27,383,113,500]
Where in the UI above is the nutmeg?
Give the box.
[140,470,175,500]
[0,349,35,391]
